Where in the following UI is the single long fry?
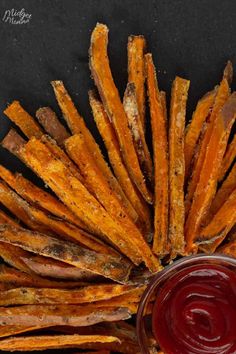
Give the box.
[185,93,236,252]
[0,225,132,282]
[218,133,236,181]
[65,133,158,269]
[89,90,152,238]
[51,81,137,222]
[36,107,70,147]
[0,334,119,352]
[197,188,236,253]
[89,23,153,203]
[0,304,131,327]
[185,78,230,216]
[4,101,43,139]
[20,137,152,268]
[0,284,139,306]
[127,35,146,129]
[146,54,169,256]
[185,89,216,180]
[123,82,153,184]
[169,76,190,255]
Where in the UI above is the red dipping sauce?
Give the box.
[152,264,236,354]
[137,255,236,354]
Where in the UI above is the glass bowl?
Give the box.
[136,253,236,354]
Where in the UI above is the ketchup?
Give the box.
[152,264,236,354]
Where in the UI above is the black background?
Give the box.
[0,0,236,353]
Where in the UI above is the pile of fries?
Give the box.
[0,22,235,353]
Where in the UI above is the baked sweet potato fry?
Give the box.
[89,90,152,238]
[0,283,139,306]
[185,93,236,252]
[51,81,137,222]
[4,101,43,139]
[217,239,236,258]
[185,78,230,216]
[223,60,233,85]
[36,107,70,147]
[169,76,190,256]
[218,133,236,181]
[0,334,120,351]
[0,225,132,282]
[185,89,216,181]
[20,137,161,269]
[89,23,153,204]
[1,128,26,159]
[197,188,236,253]
[127,35,146,129]
[0,304,131,327]
[123,82,153,184]
[65,133,158,268]
[146,53,169,256]
[0,325,49,339]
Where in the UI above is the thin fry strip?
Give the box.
[4,101,43,139]
[185,93,236,252]
[0,325,50,339]
[0,264,89,289]
[0,334,119,351]
[0,225,132,282]
[197,188,236,253]
[123,82,153,184]
[127,35,146,129]
[146,54,169,256]
[51,81,137,223]
[36,107,70,147]
[185,78,230,216]
[64,133,158,270]
[0,164,87,230]
[19,137,147,267]
[89,23,153,203]
[160,91,167,120]
[184,89,216,181]
[0,304,131,327]
[89,90,152,238]
[218,134,236,181]
[0,284,139,306]
[1,128,26,158]
[223,60,233,85]
[169,76,190,255]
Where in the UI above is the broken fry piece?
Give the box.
[123,82,153,184]
[4,101,43,139]
[169,76,190,256]
[90,23,153,204]
[145,53,169,256]
[127,35,146,129]
[185,93,236,252]
[185,89,216,181]
[36,107,70,147]
[0,225,132,282]
[1,128,26,159]
[218,133,236,181]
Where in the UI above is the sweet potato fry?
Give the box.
[0,325,49,339]
[169,76,190,256]
[217,239,236,258]
[51,81,137,222]
[0,264,89,289]
[223,60,233,85]
[36,107,70,147]
[185,93,236,252]
[0,225,132,282]
[160,91,167,120]
[65,133,158,269]
[123,82,153,184]
[89,90,152,238]
[185,89,216,181]
[89,23,153,203]
[20,138,160,269]
[0,283,139,306]
[197,188,236,253]
[218,133,236,181]
[0,334,119,351]
[4,101,43,139]
[0,304,131,327]
[185,78,230,216]
[1,128,26,159]
[127,35,146,129]
[146,53,169,256]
